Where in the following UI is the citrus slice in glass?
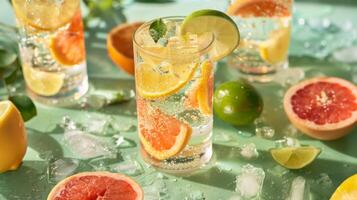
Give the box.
[185,61,214,115]
[259,27,291,64]
[23,65,65,96]
[181,9,240,61]
[270,146,321,169]
[0,100,27,173]
[330,174,357,200]
[12,0,79,31]
[47,172,143,200]
[50,11,86,66]
[137,99,192,160]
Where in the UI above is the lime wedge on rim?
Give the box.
[270,146,321,169]
[181,9,240,61]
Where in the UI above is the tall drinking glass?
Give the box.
[227,0,293,76]
[133,17,214,172]
[12,0,88,106]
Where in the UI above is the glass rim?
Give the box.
[133,16,215,59]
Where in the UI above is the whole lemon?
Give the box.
[0,101,27,173]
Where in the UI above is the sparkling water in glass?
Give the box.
[12,0,88,106]
[133,17,215,173]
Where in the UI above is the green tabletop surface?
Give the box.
[0,0,357,199]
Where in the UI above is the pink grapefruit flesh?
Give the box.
[284,77,357,140]
[47,172,143,200]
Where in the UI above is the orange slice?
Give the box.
[330,174,357,200]
[12,0,79,31]
[227,0,291,17]
[50,11,86,66]
[107,22,144,75]
[185,61,214,115]
[137,99,192,160]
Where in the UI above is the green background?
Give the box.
[0,0,357,199]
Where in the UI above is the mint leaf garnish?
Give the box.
[149,18,167,43]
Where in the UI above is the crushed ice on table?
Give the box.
[110,154,144,176]
[255,126,275,139]
[290,10,357,59]
[140,172,169,200]
[240,143,259,159]
[235,164,265,199]
[315,173,333,189]
[287,176,309,200]
[267,165,289,178]
[237,130,254,138]
[275,136,300,148]
[79,89,134,109]
[113,135,136,148]
[332,46,357,63]
[214,132,234,142]
[47,158,79,182]
[88,154,120,171]
[229,195,242,200]
[184,191,206,200]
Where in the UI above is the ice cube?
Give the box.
[184,191,206,200]
[283,125,299,137]
[141,173,169,200]
[287,176,309,200]
[84,115,109,135]
[274,68,305,88]
[60,115,78,131]
[316,173,333,188]
[240,143,259,159]
[229,195,242,200]
[235,164,265,199]
[275,137,300,148]
[88,155,120,171]
[64,129,115,159]
[333,46,357,63]
[267,165,289,178]
[47,158,79,182]
[110,155,144,176]
[255,126,275,139]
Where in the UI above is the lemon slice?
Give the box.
[259,27,291,64]
[0,100,27,173]
[136,61,198,99]
[23,65,65,96]
[270,146,320,169]
[330,174,357,200]
[181,9,240,61]
[12,0,79,31]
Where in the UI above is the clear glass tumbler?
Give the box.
[227,0,293,75]
[133,17,215,173]
[12,0,88,106]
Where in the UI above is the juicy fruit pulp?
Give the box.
[47,172,143,200]
[12,0,80,31]
[0,101,27,173]
[213,79,263,126]
[107,22,144,75]
[50,11,86,66]
[137,99,192,160]
[284,77,357,140]
[270,146,321,169]
[227,0,291,17]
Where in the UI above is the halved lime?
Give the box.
[270,146,321,169]
[181,9,240,61]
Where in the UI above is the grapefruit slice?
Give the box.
[284,77,357,140]
[185,61,214,115]
[137,99,192,160]
[50,11,86,66]
[227,0,291,17]
[107,22,144,75]
[47,171,143,200]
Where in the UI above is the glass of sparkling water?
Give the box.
[133,17,214,173]
[12,0,88,106]
[227,0,293,77]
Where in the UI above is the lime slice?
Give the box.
[270,146,320,169]
[181,9,240,61]
[259,27,290,64]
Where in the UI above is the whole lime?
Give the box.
[213,79,263,126]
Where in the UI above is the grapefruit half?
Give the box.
[284,77,357,140]
[47,171,143,200]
